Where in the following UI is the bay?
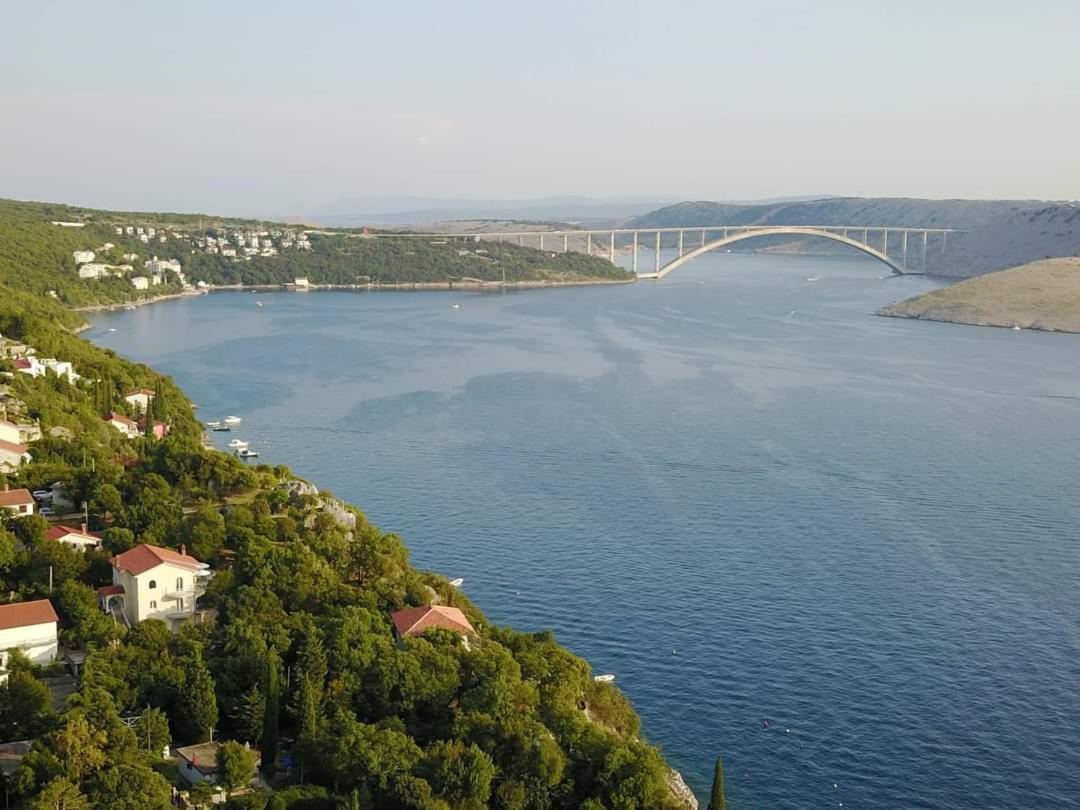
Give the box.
[89,252,1080,808]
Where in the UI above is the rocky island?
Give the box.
[877,257,1080,333]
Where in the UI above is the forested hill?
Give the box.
[0,211,693,807]
[628,197,1080,277]
[0,198,630,310]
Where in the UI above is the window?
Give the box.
[148,580,157,589]
[176,577,184,591]
[150,600,157,609]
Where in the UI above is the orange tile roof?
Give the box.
[106,412,138,427]
[97,584,125,596]
[110,544,204,576]
[0,489,33,507]
[46,525,103,542]
[391,605,475,638]
[0,439,28,455]
[0,599,58,630]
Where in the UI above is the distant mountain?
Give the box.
[629,197,1080,277]
[302,196,676,227]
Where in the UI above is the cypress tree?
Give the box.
[262,646,281,774]
[177,651,218,743]
[708,754,726,810]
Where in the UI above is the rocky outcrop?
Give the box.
[667,769,700,810]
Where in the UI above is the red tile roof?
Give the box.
[0,489,33,508]
[391,605,475,638]
[97,584,125,596]
[125,388,155,397]
[0,439,28,455]
[0,599,58,630]
[110,543,205,576]
[46,525,103,543]
[106,412,138,427]
[12,359,31,369]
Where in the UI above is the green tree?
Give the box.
[0,670,54,740]
[708,754,726,810]
[0,527,17,572]
[176,650,218,743]
[261,647,280,773]
[29,777,90,810]
[186,505,226,561]
[218,740,259,792]
[133,707,171,758]
[49,713,107,782]
[86,763,173,810]
[421,739,496,806]
[56,579,120,647]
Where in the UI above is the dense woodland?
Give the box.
[0,201,684,808]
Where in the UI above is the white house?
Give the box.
[46,524,103,552]
[0,600,58,667]
[100,544,211,629]
[293,277,310,289]
[105,411,140,438]
[0,439,30,473]
[131,276,149,291]
[78,263,110,280]
[0,488,34,517]
[72,250,95,265]
[13,357,44,378]
[123,388,155,413]
[40,359,79,384]
[0,420,20,444]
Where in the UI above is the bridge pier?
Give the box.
[678,229,684,258]
[881,229,888,258]
[922,231,928,271]
[539,233,545,251]
[902,230,908,269]
[563,234,569,253]
[701,228,706,248]
[655,231,661,273]
[632,232,638,274]
[609,231,615,264]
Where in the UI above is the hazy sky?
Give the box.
[3,0,1078,215]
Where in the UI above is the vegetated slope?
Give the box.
[628,197,1080,277]
[0,231,687,808]
[877,257,1080,333]
[0,198,630,307]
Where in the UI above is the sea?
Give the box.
[89,252,1080,809]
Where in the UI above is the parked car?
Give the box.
[38,507,55,517]
[32,490,51,501]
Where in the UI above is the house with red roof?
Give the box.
[99,543,211,629]
[390,604,476,641]
[123,388,155,413]
[137,418,169,440]
[105,412,139,439]
[0,599,58,673]
[0,439,30,473]
[0,487,34,517]
[12,357,44,378]
[45,524,102,552]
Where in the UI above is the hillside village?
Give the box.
[0,228,688,809]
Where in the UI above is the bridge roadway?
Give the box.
[368,224,966,277]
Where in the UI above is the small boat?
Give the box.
[448,577,464,587]
[806,276,819,282]
[238,448,259,458]
[107,328,117,332]
[1012,325,1021,331]
[227,439,248,448]
[211,424,231,432]
[205,420,221,428]
[124,304,136,311]
[451,304,460,309]
[594,674,615,683]
[224,415,242,425]
[256,301,264,308]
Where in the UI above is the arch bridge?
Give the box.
[370,224,965,277]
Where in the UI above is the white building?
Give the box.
[0,439,30,473]
[72,250,95,265]
[115,227,124,235]
[175,741,260,787]
[131,276,149,291]
[46,524,103,552]
[40,359,79,384]
[105,411,140,438]
[78,263,110,279]
[125,226,134,235]
[123,388,155,413]
[99,544,211,629]
[0,600,58,668]
[0,421,20,445]
[0,488,34,517]
[294,277,310,289]
[12,357,44,378]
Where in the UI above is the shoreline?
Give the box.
[875,309,1080,334]
[72,276,636,315]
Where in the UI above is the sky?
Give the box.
[2,0,1078,217]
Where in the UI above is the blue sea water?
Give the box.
[90,253,1080,809]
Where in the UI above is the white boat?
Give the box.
[238,448,259,458]
[806,276,819,282]
[594,674,615,683]
[223,415,242,425]
[205,420,221,428]
[256,301,264,307]
[227,439,248,448]
[1012,325,1021,331]
[448,577,464,587]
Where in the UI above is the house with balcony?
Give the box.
[99,544,211,630]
